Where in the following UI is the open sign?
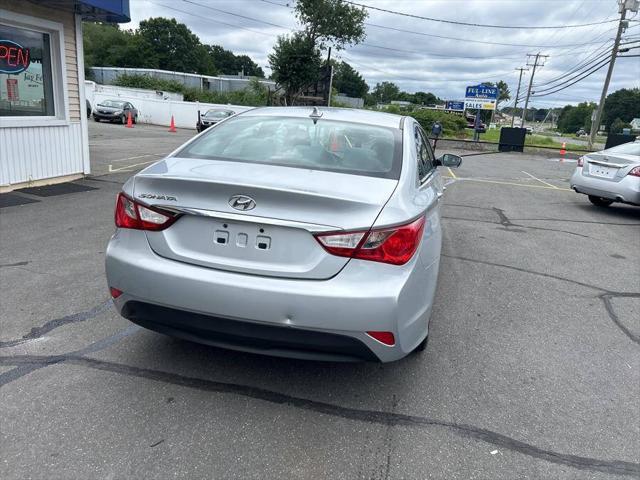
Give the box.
[0,39,31,74]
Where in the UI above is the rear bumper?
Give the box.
[570,169,640,205]
[105,229,439,362]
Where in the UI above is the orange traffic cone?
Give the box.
[559,142,566,161]
[168,115,177,133]
[125,111,133,128]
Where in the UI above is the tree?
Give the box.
[412,91,442,106]
[268,33,322,104]
[206,45,264,77]
[556,102,596,133]
[481,80,510,108]
[295,0,367,50]
[138,18,215,75]
[602,88,640,131]
[332,61,368,98]
[371,81,400,104]
[609,118,631,134]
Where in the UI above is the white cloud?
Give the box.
[121,0,640,106]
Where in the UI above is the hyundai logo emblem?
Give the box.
[228,194,256,211]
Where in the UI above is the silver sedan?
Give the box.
[570,140,640,206]
[105,107,461,362]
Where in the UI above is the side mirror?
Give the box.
[438,153,462,168]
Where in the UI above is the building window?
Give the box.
[0,24,55,117]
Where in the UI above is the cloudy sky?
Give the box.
[123,0,640,108]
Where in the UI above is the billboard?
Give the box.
[445,100,464,111]
[464,84,498,110]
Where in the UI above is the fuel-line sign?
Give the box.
[464,84,498,110]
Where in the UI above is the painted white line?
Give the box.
[521,170,559,189]
[447,167,457,179]
[109,153,166,164]
[108,160,158,173]
[456,177,572,192]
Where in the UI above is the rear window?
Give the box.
[205,110,232,118]
[177,115,402,179]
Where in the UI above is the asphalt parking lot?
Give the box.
[1,122,639,479]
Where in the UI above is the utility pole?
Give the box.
[511,67,528,127]
[588,0,636,148]
[521,52,548,128]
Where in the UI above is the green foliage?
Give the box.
[206,45,264,77]
[332,61,368,98]
[268,33,322,104]
[557,102,596,134]
[137,18,215,75]
[83,20,264,78]
[295,0,368,50]
[609,117,632,134]
[603,88,640,131]
[407,109,467,136]
[482,80,510,106]
[114,74,185,93]
[371,81,401,104]
[183,78,269,106]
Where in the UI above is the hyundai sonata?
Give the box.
[105,107,461,362]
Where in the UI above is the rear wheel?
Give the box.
[414,335,428,353]
[588,195,613,207]
[93,116,100,122]
[121,114,127,125]
[133,115,137,124]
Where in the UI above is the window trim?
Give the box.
[0,9,70,128]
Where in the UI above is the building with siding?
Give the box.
[0,0,130,192]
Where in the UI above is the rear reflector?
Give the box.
[115,192,179,231]
[366,331,395,346]
[110,287,123,299]
[315,216,426,265]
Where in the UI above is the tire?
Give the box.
[121,114,127,125]
[93,116,100,122]
[588,195,613,207]
[414,335,428,353]
[133,115,137,124]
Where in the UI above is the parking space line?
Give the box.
[110,153,166,164]
[522,170,559,189]
[447,167,457,179]
[459,177,572,191]
[107,160,158,173]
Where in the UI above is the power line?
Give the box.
[532,55,612,94]
[531,60,611,98]
[343,1,619,30]
[533,46,613,88]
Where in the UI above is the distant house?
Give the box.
[630,118,640,132]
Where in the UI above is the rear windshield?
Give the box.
[177,115,402,179]
[99,100,126,108]
[205,110,232,118]
[606,141,640,157]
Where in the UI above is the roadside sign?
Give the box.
[445,100,464,111]
[464,84,498,111]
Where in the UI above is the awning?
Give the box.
[28,1,131,23]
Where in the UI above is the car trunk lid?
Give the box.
[132,157,398,279]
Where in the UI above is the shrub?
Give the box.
[408,109,467,136]
[114,74,185,93]
[610,117,632,134]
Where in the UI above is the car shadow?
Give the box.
[574,202,640,221]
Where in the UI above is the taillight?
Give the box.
[628,166,640,177]
[577,156,584,167]
[315,216,426,265]
[115,192,178,231]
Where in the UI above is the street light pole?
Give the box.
[587,0,632,149]
[511,67,528,128]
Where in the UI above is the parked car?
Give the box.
[93,99,138,124]
[570,140,640,206]
[86,99,91,118]
[196,108,235,132]
[576,129,587,137]
[105,107,462,362]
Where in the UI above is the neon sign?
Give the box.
[0,39,31,74]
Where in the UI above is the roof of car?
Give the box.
[241,107,403,129]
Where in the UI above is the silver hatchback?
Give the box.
[105,107,461,362]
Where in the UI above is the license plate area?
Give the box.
[588,163,616,178]
[213,220,271,251]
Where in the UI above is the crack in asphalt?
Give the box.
[442,254,640,346]
[442,216,590,238]
[0,261,30,268]
[510,217,640,227]
[0,299,113,348]
[0,352,637,477]
[601,293,640,345]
